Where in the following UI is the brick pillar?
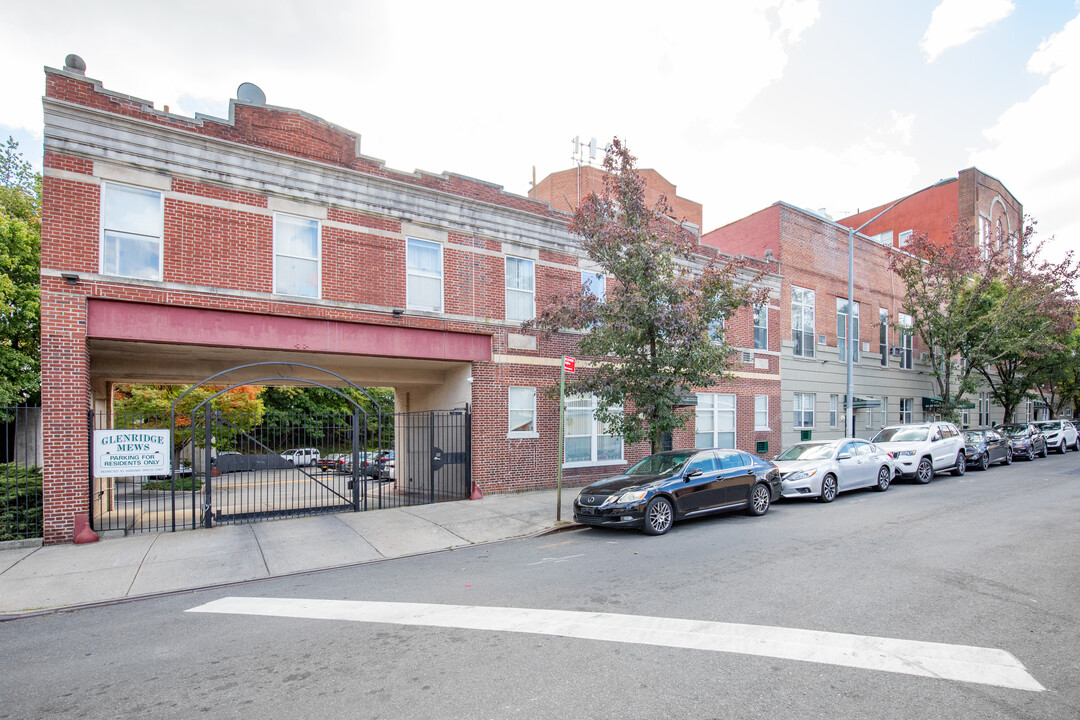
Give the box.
[40,284,90,544]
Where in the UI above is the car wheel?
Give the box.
[818,474,838,503]
[642,497,673,536]
[1058,440,1067,455]
[874,465,891,492]
[1003,448,1013,465]
[978,452,990,471]
[1039,442,1048,458]
[951,451,967,476]
[916,457,933,484]
[747,483,771,516]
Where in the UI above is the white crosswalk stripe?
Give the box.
[188,596,1044,692]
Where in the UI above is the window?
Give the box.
[582,270,605,300]
[829,394,838,427]
[754,395,769,430]
[505,257,535,323]
[898,229,913,247]
[837,298,860,362]
[865,404,874,429]
[508,387,537,437]
[696,393,736,448]
[900,397,913,424]
[881,398,888,428]
[978,392,991,426]
[753,304,768,350]
[273,213,320,298]
[793,393,814,429]
[791,286,815,358]
[101,183,163,280]
[898,312,914,370]
[961,407,970,427]
[879,308,889,367]
[407,238,443,311]
[564,395,622,465]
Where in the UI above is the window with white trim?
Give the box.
[898,312,914,370]
[754,395,769,430]
[407,238,443,311]
[696,393,736,448]
[879,308,889,366]
[793,393,814,429]
[900,397,913,424]
[508,387,537,437]
[505,257,535,323]
[978,392,991,426]
[582,270,605,300]
[273,213,321,298]
[881,397,888,428]
[564,395,622,464]
[753,304,768,350]
[791,286,815,358]
[101,183,163,281]
[829,394,838,427]
[837,298,860,362]
[898,229,913,247]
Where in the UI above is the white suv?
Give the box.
[1035,420,1079,453]
[281,448,320,467]
[870,422,967,483]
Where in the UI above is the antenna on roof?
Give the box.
[236,82,266,105]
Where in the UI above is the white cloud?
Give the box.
[921,0,1014,63]
[888,111,916,145]
[970,12,1080,261]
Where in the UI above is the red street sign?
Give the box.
[563,356,576,373]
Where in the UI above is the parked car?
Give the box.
[317,453,349,472]
[573,449,781,536]
[280,448,320,467]
[362,450,395,480]
[1034,419,1079,453]
[774,439,894,502]
[962,429,1012,470]
[997,423,1048,460]
[870,422,966,483]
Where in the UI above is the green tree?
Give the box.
[0,137,41,407]
[529,139,765,453]
[260,386,394,451]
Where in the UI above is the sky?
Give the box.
[2,0,1078,260]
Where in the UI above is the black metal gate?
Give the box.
[89,372,472,535]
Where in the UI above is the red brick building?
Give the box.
[39,58,779,543]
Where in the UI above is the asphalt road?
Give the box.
[3,451,1079,719]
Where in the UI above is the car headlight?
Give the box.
[786,469,818,481]
[609,490,648,504]
[894,449,916,457]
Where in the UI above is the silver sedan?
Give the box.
[775,439,895,503]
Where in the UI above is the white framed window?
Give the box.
[508,387,537,438]
[978,392,991,426]
[791,286,815,358]
[564,395,623,465]
[829,394,838,428]
[837,298,860,362]
[961,407,970,427]
[898,312,914,370]
[879,308,889,367]
[696,393,736,448]
[881,398,888,428]
[865,404,874,429]
[582,270,605,300]
[754,395,769,430]
[900,397,913,424]
[506,257,535,323]
[407,238,443,311]
[101,183,164,281]
[898,229,913,247]
[273,213,321,298]
[753,304,768,350]
[793,393,815,429]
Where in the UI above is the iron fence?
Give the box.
[1,406,43,542]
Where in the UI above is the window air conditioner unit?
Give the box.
[890,347,903,357]
[817,334,827,345]
[741,351,754,364]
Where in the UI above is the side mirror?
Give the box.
[837,452,852,461]
[685,467,703,479]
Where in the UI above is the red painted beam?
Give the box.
[87,300,492,362]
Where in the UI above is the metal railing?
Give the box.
[1,406,43,542]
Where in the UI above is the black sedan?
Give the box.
[998,423,1048,460]
[963,429,1012,470]
[573,449,781,536]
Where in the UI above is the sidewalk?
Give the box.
[0,488,581,617]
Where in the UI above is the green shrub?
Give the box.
[0,462,43,541]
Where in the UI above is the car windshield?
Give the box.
[776,444,835,461]
[873,427,928,443]
[963,432,985,443]
[1035,422,1059,432]
[998,424,1028,437]
[625,451,695,477]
